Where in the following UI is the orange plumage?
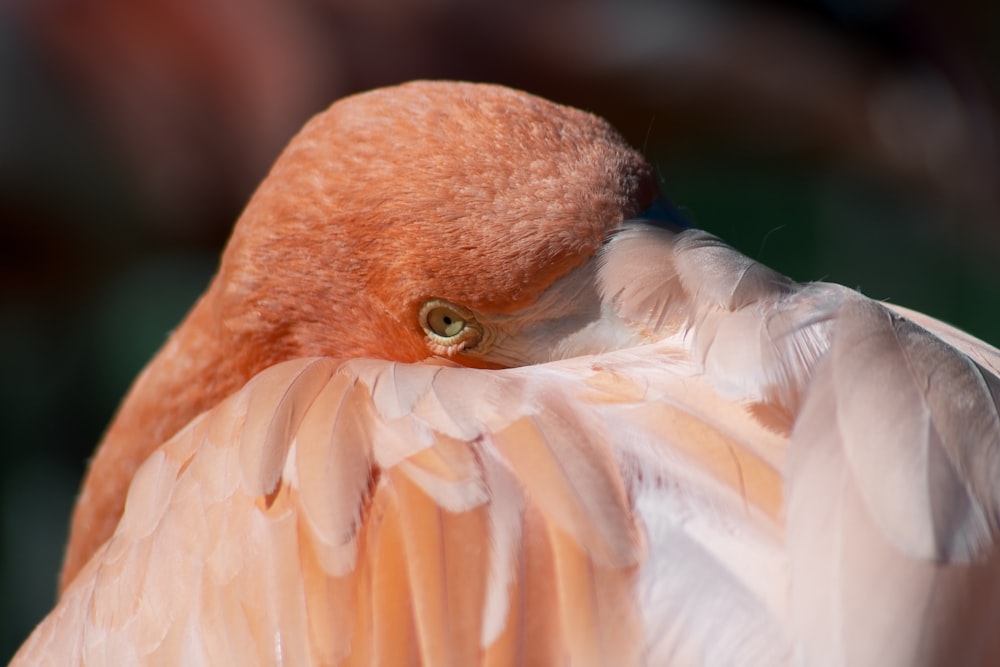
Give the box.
[58,81,653,592]
[14,81,1000,666]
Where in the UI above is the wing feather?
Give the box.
[295,372,373,576]
[491,413,641,569]
[239,357,335,498]
[360,479,420,667]
[809,297,1000,561]
[671,231,794,311]
[392,468,490,667]
[546,519,643,667]
[18,223,1000,667]
[885,303,1000,376]
[605,226,1000,665]
[787,295,1000,666]
[14,356,655,665]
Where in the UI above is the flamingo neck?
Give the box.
[59,288,250,591]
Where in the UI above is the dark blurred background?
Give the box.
[2,0,998,658]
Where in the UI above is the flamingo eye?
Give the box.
[428,307,465,337]
[419,299,481,352]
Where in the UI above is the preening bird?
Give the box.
[12,81,1000,666]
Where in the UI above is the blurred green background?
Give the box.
[1,0,998,659]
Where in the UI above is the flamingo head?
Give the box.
[210,80,660,369]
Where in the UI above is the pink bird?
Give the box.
[12,81,1000,666]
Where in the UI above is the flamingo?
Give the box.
[12,80,1000,666]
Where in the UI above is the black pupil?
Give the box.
[443,316,452,325]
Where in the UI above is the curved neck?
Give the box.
[59,289,247,591]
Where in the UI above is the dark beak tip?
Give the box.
[634,195,694,232]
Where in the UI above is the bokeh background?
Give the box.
[2,0,998,658]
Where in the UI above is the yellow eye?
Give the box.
[419,299,481,352]
[427,306,466,337]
